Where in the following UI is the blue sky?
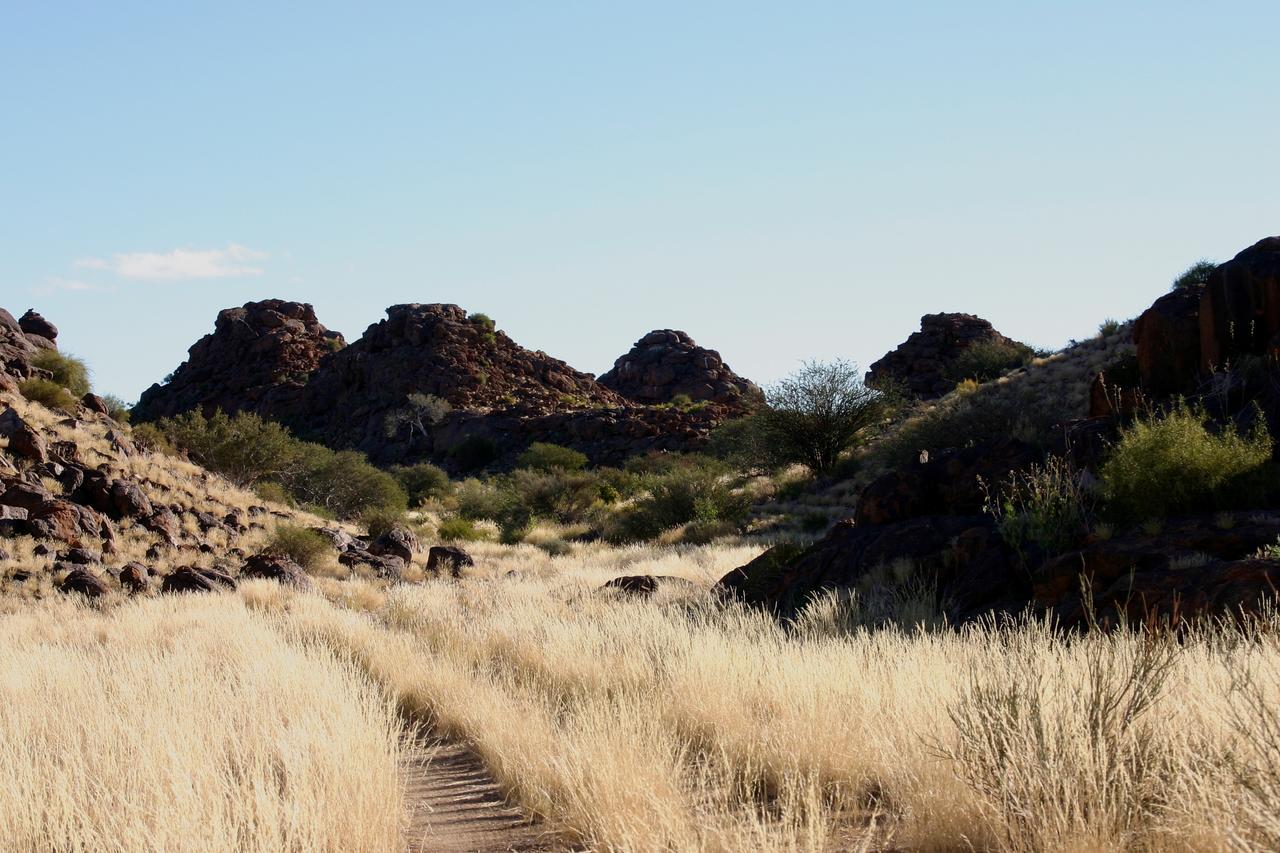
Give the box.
[3,2,1278,401]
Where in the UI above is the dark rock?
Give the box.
[0,408,47,463]
[368,526,419,563]
[160,567,237,594]
[109,479,153,519]
[311,526,355,551]
[866,313,1030,399]
[18,310,57,342]
[426,545,474,578]
[338,547,404,579]
[1133,286,1204,397]
[59,568,107,598]
[59,547,98,565]
[118,562,150,594]
[80,393,110,416]
[141,509,180,544]
[602,574,696,596]
[1200,238,1280,374]
[27,499,109,543]
[599,330,762,414]
[241,553,313,591]
[0,308,40,380]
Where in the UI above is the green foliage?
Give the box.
[760,359,896,473]
[144,410,405,519]
[1172,259,1216,291]
[265,524,331,569]
[360,506,406,539]
[391,462,453,506]
[517,442,588,472]
[31,349,91,397]
[450,434,500,472]
[253,481,292,506]
[99,394,132,423]
[18,378,77,412]
[469,312,497,344]
[945,340,1035,385]
[1098,318,1121,338]
[708,412,790,474]
[604,458,749,543]
[130,422,177,455]
[437,515,484,542]
[983,456,1094,568]
[383,393,451,441]
[1100,404,1273,522]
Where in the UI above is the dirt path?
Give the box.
[401,736,569,852]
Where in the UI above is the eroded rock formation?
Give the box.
[599,329,763,414]
[866,313,1029,398]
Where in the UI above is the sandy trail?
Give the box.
[401,736,569,852]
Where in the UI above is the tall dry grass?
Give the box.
[0,588,403,852]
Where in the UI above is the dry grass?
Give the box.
[0,588,403,852]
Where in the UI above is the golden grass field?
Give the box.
[6,548,1280,852]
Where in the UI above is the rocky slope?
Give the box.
[136,302,750,468]
[599,329,763,414]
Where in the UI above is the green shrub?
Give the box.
[604,461,749,543]
[31,350,91,397]
[144,410,405,519]
[470,312,497,344]
[253,481,292,506]
[944,340,1035,385]
[509,469,601,524]
[1172,259,1216,290]
[983,456,1094,568]
[455,477,515,521]
[450,434,499,472]
[517,442,588,472]
[18,378,77,412]
[100,394,132,423]
[391,462,453,506]
[360,506,406,539]
[708,412,789,474]
[264,524,331,569]
[437,515,484,542]
[1098,318,1121,338]
[1100,404,1273,522]
[130,422,177,455]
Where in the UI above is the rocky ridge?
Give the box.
[866,312,1029,398]
[598,329,763,414]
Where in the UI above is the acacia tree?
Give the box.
[383,392,452,442]
[761,359,894,473]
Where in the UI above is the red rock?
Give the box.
[599,330,762,414]
[426,545,474,578]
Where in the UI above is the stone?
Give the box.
[160,566,237,594]
[59,568,107,598]
[1199,237,1280,374]
[0,408,47,463]
[59,547,98,565]
[118,562,150,594]
[18,310,57,342]
[1133,286,1204,396]
[80,393,110,416]
[426,545,474,578]
[109,479,153,519]
[368,526,420,563]
[338,547,404,580]
[27,500,108,543]
[241,553,313,591]
[602,574,696,596]
[141,509,181,544]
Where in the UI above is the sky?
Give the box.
[3,1,1279,402]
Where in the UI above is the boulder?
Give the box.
[18,310,57,343]
[311,526,355,551]
[118,562,150,594]
[241,553,313,591]
[59,547,98,565]
[426,545,474,578]
[141,509,181,544]
[27,500,109,543]
[160,567,237,595]
[0,408,47,463]
[80,393,110,416]
[109,479,153,519]
[368,526,420,563]
[602,574,696,596]
[59,568,107,598]
[337,547,404,580]
[1200,237,1280,374]
[1133,286,1204,396]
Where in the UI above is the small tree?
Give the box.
[1172,260,1216,291]
[761,360,894,474]
[383,392,451,441]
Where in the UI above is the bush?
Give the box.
[945,340,1035,385]
[144,410,406,519]
[604,461,749,543]
[437,516,484,542]
[1172,260,1216,291]
[1100,404,1273,522]
[100,394,132,423]
[708,413,789,474]
[264,524,331,569]
[253,481,292,506]
[517,442,588,472]
[130,422,177,455]
[31,350,91,398]
[983,456,1094,568]
[391,462,453,506]
[360,506,406,540]
[450,435,499,472]
[19,378,77,412]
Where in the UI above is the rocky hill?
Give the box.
[133,300,342,422]
[598,329,763,415]
[865,312,1030,398]
[135,302,751,468]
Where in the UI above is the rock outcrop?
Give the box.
[133,300,343,422]
[136,301,753,469]
[866,313,1029,398]
[599,330,763,414]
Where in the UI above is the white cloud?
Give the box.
[32,277,107,295]
[75,243,269,281]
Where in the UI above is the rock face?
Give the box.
[1133,287,1203,397]
[18,310,58,343]
[135,301,752,468]
[599,330,763,414]
[866,313,1028,398]
[1199,237,1280,372]
[133,300,343,422]
[0,309,46,384]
